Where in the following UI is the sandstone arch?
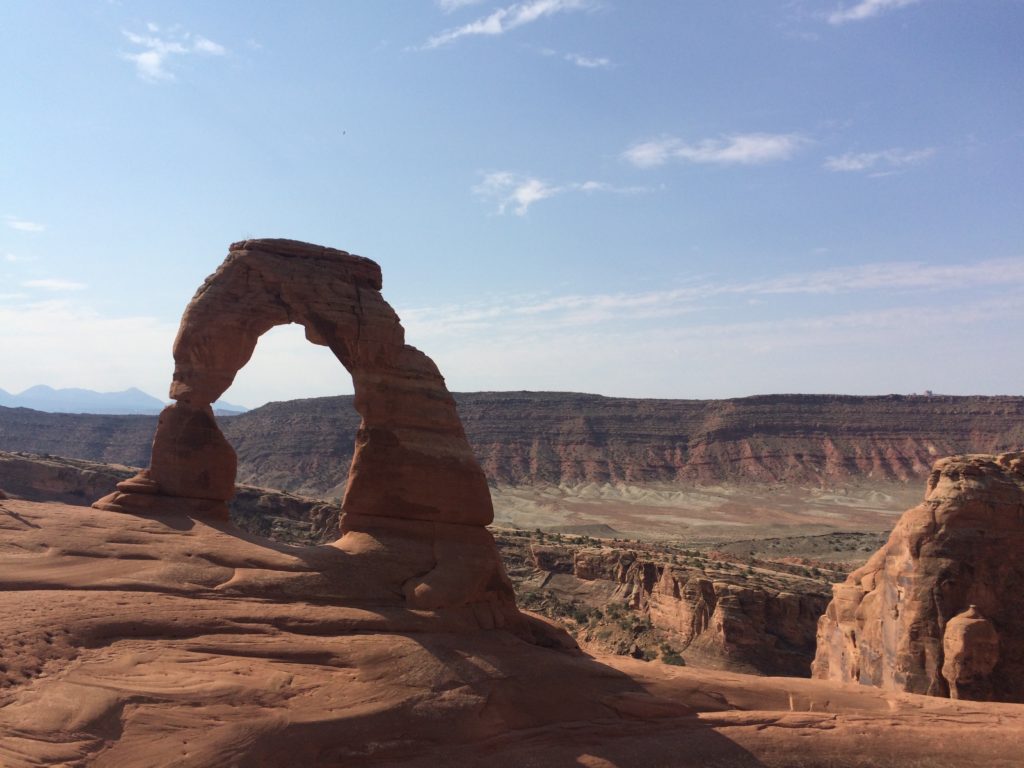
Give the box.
[96,238,491,526]
[95,239,510,613]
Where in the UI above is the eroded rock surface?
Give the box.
[3,499,1024,768]
[93,239,514,616]
[813,452,1024,702]
[512,540,829,676]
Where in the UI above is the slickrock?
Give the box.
[93,239,514,616]
[813,452,1024,702]
[3,498,1024,767]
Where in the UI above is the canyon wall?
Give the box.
[2,393,1022,497]
[506,537,831,677]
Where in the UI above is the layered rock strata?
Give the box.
[5,392,1024,496]
[518,542,828,676]
[812,452,1024,702]
[93,239,515,618]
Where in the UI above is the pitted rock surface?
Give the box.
[93,239,513,614]
[812,452,1024,702]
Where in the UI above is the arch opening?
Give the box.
[94,238,493,528]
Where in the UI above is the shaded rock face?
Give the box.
[942,605,999,701]
[93,239,515,617]
[812,452,1024,702]
[526,544,828,676]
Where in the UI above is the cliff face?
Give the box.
[812,452,1024,702]
[0,408,156,467]
[505,537,832,677]
[0,450,342,546]
[2,393,1022,497]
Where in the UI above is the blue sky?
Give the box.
[1,0,1022,406]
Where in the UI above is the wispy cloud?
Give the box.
[23,279,87,292]
[437,0,486,11]
[564,52,611,68]
[423,0,588,49]
[395,258,1024,397]
[474,171,652,215]
[5,217,45,233]
[824,147,935,174]
[121,23,227,81]
[828,0,923,25]
[624,133,806,168]
[402,257,1024,334]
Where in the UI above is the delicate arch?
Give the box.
[95,239,493,528]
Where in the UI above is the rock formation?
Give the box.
[517,541,828,676]
[942,605,999,700]
[93,239,515,617]
[812,452,1024,702]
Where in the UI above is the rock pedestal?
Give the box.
[94,239,516,617]
[812,452,1024,702]
[942,605,999,700]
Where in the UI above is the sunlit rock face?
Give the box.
[812,452,1024,702]
[94,239,515,615]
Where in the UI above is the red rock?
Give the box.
[92,239,509,614]
[3,499,1024,767]
[813,452,1024,702]
[942,605,1000,700]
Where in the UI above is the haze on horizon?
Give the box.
[1,1,1021,409]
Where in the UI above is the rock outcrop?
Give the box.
[812,452,1024,702]
[510,539,829,676]
[93,239,516,618]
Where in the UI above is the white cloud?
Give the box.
[401,257,1024,334]
[192,36,227,56]
[23,279,87,292]
[824,147,935,173]
[121,25,227,82]
[828,0,923,25]
[565,52,610,68]
[624,133,805,168]
[392,257,1024,397]
[437,0,486,12]
[5,217,45,233]
[474,171,653,215]
[423,0,588,49]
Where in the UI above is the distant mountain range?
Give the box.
[0,385,247,415]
